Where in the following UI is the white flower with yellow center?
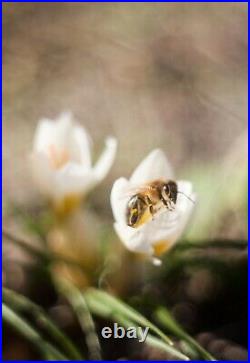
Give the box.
[31,111,117,211]
[111,149,195,265]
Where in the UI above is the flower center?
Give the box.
[48,144,70,169]
[153,240,171,256]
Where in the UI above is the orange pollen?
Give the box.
[48,144,69,169]
[153,240,171,257]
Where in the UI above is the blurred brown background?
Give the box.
[3,2,248,236]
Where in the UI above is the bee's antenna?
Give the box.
[177,191,195,204]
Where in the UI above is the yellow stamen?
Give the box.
[53,194,82,217]
[153,240,171,256]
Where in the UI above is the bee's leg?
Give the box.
[162,198,175,211]
[168,202,175,211]
[162,198,172,211]
[150,205,154,219]
[168,202,174,211]
[161,197,169,209]
[146,196,154,220]
[170,200,176,211]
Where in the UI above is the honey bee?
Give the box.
[126,180,178,228]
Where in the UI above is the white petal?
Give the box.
[177,180,193,198]
[113,190,195,257]
[110,177,130,224]
[152,193,195,250]
[93,137,117,182]
[141,210,181,246]
[33,119,55,152]
[164,196,195,245]
[30,152,54,195]
[114,222,154,255]
[33,111,73,153]
[70,125,92,167]
[54,111,75,149]
[176,180,194,212]
[130,149,174,184]
[113,209,179,255]
[53,162,95,199]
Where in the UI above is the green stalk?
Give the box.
[155,307,216,361]
[84,288,173,346]
[56,279,102,361]
[3,229,87,272]
[2,229,48,260]
[117,315,190,360]
[3,288,82,360]
[2,304,68,360]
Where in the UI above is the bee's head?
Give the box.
[126,195,147,227]
[161,181,178,204]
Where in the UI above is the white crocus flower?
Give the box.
[111,149,195,265]
[31,111,117,210]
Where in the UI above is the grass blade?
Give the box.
[2,303,68,360]
[56,279,102,361]
[3,288,82,360]
[3,229,48,260]
[3,229,88,272]
[84,288,173,346]
[117,315,190,360]
[155,307,216,361]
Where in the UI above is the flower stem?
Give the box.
[56,278,102,361]
[117,315,190,360]
[84,288,173,346]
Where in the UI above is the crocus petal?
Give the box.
[70,125,92,167]
[33,112,72,153]
[93,137,117,182]
[177,180,193,200]
[110,147,196,263]
[114,222,154,255]
[54,111,73,148]
[110,177,130,224]
[130,149,174,184]
[114,185,196,256]
[30,153,54,195]
[113,208,178,256]
[32,112,117,205]
[153,194,195,249]
[33,119,55,152]
[176,180,194,213]
[53,162,95,199]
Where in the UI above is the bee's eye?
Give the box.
[162,184,170,198]
[164,185,170,194]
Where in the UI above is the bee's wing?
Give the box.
[118,185,151,200]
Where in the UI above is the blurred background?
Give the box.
[2,2,248,361]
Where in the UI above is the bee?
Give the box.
[126,180,178,228]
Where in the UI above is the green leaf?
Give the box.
[3,288,83,360]
[2,229,88,272]
[84,288,173,346]
[117,315,190,361]
[2,303,68,360]
[2,229,48,260]
[56,279,102,361]
[155,307,216,361]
